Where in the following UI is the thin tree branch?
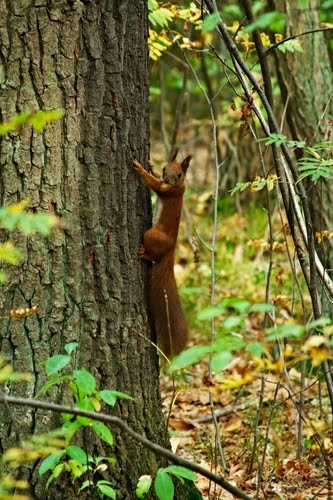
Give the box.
[0,395,254,500]
[265,27,333,56]
[182,46,228,472]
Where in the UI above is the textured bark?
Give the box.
[0,1,166,499]
[271,0,333,314]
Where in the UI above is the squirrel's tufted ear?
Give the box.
[181,155,192,173]
[170,148,179,162]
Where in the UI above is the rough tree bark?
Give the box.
[0,1,167,499]
[271,0,333,314]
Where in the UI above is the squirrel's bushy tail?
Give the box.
[150,254,188,359]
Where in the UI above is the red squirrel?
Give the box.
[133,152,192,358]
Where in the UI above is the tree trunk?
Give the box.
[271,0,333,315]
[0,1,167,498]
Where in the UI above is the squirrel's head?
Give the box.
[162,150,192,187]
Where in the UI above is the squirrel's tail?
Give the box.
[150,254,188,359]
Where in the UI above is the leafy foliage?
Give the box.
[138,466,197,500]
[298,142,333,183]
[0,343,135,498]
[0,109,64,135]
[230,174,279,196]
[148,1,202,60]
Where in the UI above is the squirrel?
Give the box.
[133,151,192,358]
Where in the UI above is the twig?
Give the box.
[182,47,228,472]
[265,27,333,56]
[247,375,265,477]
[195,402,251,423]
[0,395,254,500]
[256,380,280,498]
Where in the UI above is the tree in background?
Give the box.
[271,0,333,315]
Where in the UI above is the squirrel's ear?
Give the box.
[181,155,192,173]
[170,148,179,162]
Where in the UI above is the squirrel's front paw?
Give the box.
[133,159,143,172]
[138,244,146,258]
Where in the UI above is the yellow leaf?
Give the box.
[231,21,240,33]
[92,397,101,411]
[302,336,330,366]
[303,335,328,350]
[220,373,253,390]
[4,448,24,461]
[260,32,270,47]
[0,364,13,382]
[266,174,279,191]
[7,200,29,214]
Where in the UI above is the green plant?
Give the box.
[136,466,197,500]
[35,342,134,497]
[168,296,332,381]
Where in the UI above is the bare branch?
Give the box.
[0,395,254,500]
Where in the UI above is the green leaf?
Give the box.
[66,445,88,464]
[169,345,211,371]
[196,305,226,320]
[259,133,287,147]
[0,109,64,135]
[79,479,93,491]
[181,287,205,296]
[244,11,285,32]
[265,324,305,341]
[287,139,306,149]
[248,303,273,313]
[223,316,245,330]
[155,469,174,500]
[97,389,134,406]
[97,482,116,499]
[45,473,56,490]
[98,390,117,407]
[39,452,64,476]
[34,374,72,398]
[211,351,233,372]
[92,422,114,446]
[0,242,22,265]
[64,342,79,354]
[62,420,82,442]
[76,398,95,425]
[307,317,331,331]
[136,475,153,498]
[108,390,134,401]
[73,369,96,395]
[28,109,64,132]
[68,459,86,478]
[45,355,71,375]
[214,335,245,352]
[278,39,303,53]
[164,466,197,481]
[202,12,220,32]
[246,342,264,356]
[148,0,158,11]
[221,297,251,314]
[229,181,251,196]
[53,462,65,478]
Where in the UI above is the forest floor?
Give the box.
[161,359,332,500]
[160,199,333,500]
